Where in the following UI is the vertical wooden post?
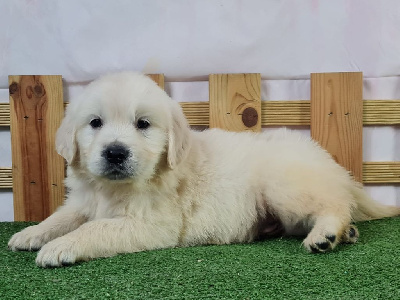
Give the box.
[9,75,65,221]
[209,73,261,132]
[147,74,165,90]
[311,72,363,182]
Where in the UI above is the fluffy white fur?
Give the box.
[8,72,400,267]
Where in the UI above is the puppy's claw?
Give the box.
[7,224,54,252]
[36,238,79,268]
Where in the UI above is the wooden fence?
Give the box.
[1,72,399,221]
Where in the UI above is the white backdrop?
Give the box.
[0,0,399,221]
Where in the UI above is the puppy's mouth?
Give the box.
[102,164,134,181]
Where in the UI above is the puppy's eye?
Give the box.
[136,119,150,130]
[90,118,103,129]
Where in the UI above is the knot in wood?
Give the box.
[33,84,44,97]
[9,82,18,94]
[241,107,258,128]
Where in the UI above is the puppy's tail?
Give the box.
[351,183,400,222]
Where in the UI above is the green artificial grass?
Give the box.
[1,219,399,300]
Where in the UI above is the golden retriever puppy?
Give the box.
[8,72,400,267]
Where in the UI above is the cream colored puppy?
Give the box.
[8,72,400,267]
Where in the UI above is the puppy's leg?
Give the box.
[35,218,178,268]
[303,215,349,253]
[8,206,88,252]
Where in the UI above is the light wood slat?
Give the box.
[180,102,209,126]
[1,162,399,189]
[0,103,10,126]
[1,100,400,127]
[262,100,400,126]
[209,73,261,132]
[0,167,12,188]
[9,75,65,221]
[261,101,310,125]
[147,74,165,90]
[311,72,364,182]
[363,100,400,125]
[363,162,400,183]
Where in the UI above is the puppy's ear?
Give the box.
[55,107,77,165]
[168,100,191,169]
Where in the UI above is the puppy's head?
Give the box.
[56,72,191,182]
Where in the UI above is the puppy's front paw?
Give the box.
[303,232,337,253]
[8,225,49,252]
[36,237,83,268]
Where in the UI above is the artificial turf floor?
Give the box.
[1,219,399,299]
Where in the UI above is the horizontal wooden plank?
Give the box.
[0,103,10,126]
[1,162,399,189]
[2,100,399,127]
[0,167,12,188]
[185,99,400,126]
[363,162,400,184]
[363,100,400,125]
[262,101,310,126]
[262,100,400,126]
[180,102,209,126]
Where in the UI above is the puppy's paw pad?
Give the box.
[326,235,336,243]
[341,225,359,244]
[315,241,330,251]
[304,234,336,253]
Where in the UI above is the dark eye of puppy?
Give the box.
[90,118,103,129]
[136,119,150,130]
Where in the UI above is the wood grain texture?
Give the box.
[0,167,12,188]
[0,103,11,126]
[180,102,209,125]
[147,74,165,90]
[261,101,310,126]
[2,100,400,127]
[363,162,400,184]
[311,72,363,182]
[363,100,400,125]
[209,74,261,132]
[9,75,65,221]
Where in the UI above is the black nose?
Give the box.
[103,144,130,164]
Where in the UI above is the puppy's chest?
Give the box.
[85,189,130,219]
[90,189,170,220]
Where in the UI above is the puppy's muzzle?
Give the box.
[101,143,133,180]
